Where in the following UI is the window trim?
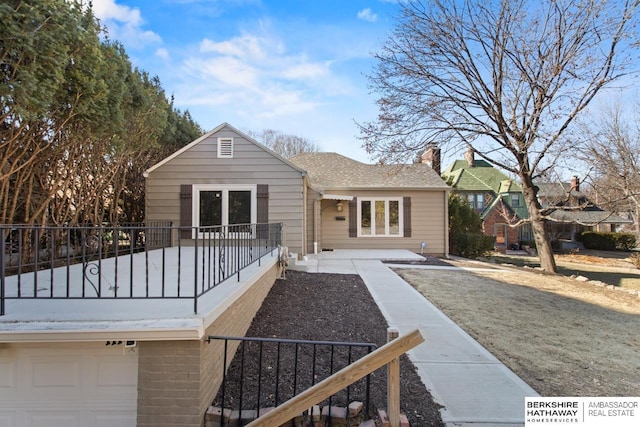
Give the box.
[357,197,404,237]
[467,192,484,211]
[217,137,234,158]
[192,184,256,237]
[510,192,521,207]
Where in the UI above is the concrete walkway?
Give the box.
[294,250,539,427]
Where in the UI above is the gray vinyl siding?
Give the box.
[316,189,447,256]
[145,126,306,255]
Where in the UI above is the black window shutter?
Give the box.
[403,197,412,238]
[257,184,269,223]
[180,185,193,239]
[257,184,269,239]
[348,197,357,238]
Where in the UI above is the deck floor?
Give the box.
[1,246,278,326]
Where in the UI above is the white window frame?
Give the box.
[217,137,234,158]
[192,184,256,237]
[357,197,404,237]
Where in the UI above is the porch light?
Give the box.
[336,201,343,212]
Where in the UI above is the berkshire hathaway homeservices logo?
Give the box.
[525,397,639,426]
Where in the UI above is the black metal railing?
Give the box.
[208,335,377,426]
[0,222,283,315]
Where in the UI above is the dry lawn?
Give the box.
[394,255,640,397]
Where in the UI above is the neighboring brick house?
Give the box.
[442,150,633,252]
[536,176,633,248]
[442,149,531,250]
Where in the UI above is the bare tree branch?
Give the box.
[359,0,639,272]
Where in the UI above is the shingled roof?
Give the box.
[289,152,449,191]
[442,159,521,193]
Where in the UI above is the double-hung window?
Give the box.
[358,198,403,237]
[193,185,256,232]
[467,193,484,211]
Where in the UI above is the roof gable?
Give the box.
[480,195,516,220]
[144,122,306,177]
[443,159,520,193]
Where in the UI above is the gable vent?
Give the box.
[217,137,234,158]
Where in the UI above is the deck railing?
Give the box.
[0,222,283,315]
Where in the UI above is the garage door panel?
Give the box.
[30,357,81,388]
[96,356,138,388]
[28,412,79,427]
[0,357,16,388]
[0,413,16,427]
[0,344,137,427]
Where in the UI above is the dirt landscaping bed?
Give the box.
[394,255,640,397]
[216,271,444,426]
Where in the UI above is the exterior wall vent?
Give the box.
[217,137,234,158]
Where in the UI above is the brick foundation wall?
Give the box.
[137,340,202,426]
[199,265,278,417]
[136,263,278,427]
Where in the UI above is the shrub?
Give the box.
[630,253,640,269]
[448,193,488,258]
[455,233,495,258]
[580,232,616,250]
[580,231,637,251]
[615,233,637,251]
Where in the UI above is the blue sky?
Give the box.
[90,0,401,162]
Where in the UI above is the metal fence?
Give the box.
[0,222,283,315]
[208,335,377,426]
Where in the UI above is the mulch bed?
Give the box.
[213,270,444,426]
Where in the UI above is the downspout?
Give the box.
[302,176,307,256]
[314,198,320,254]
[444,190,450,258]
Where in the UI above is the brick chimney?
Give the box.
[421,144,441,175]
[570,176,580,192]
[464,148,475,167]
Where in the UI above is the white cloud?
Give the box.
[189,56,260,88]
[281,62,331,80]
[200,34,269,61]
[357,8,378,23]
[177,28,352,121]
[90,0,161,48]
[155,48,170,60]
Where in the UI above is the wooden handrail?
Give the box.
[246,329,425,427]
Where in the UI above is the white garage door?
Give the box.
[0,342,138,427]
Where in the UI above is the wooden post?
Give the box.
[387,328,400,427]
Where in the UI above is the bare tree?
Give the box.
[359,0,639,272]
[575,104,640,235]
[250,129,321,158]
